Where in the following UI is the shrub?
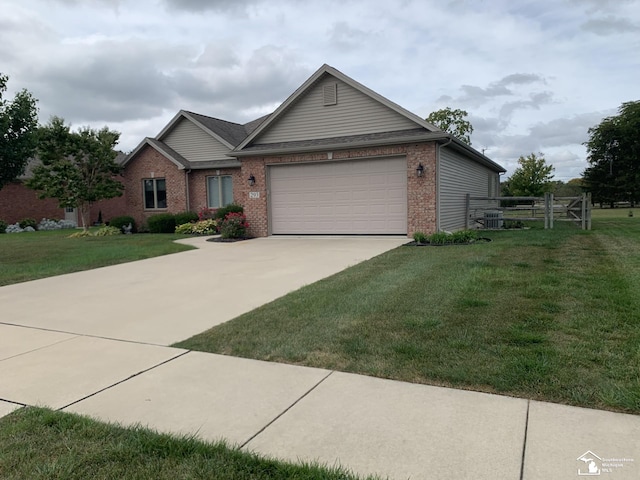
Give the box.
[413,231,427,244]
[214,203,243,221]
[176,219,219,235]
[427,232,450,245]
[192,219,219,235]
[94,226,122,236]
[451,229,478,243]
[175,223,195,234]
[220,212,249,239]
[19,218,37,229]
[198,207,217,221]
[0,220,6,234]
[109,216,136,233]
[174,211,198,225]
[147,213,176,233]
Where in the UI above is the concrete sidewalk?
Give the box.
[1,322,638,479]
[1,237,638,479]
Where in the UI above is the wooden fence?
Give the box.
[465,193,592,230]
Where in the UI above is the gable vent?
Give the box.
[323,83,337,106]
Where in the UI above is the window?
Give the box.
[207,175,233,209]
[144,179,167,209]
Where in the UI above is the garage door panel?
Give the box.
[270,158,407,234]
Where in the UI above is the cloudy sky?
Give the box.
[2,0,639,180]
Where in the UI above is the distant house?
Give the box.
[125,64,507,236]
[0,154,127,226]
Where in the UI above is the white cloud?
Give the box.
[0,0,637,182]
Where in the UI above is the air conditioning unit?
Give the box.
[484,210,504,229]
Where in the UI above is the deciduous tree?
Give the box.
[426,107,474,145]
[583,100,640,207]
[0,73,39,189]
[27,117,123,230]
[508,153,554,197]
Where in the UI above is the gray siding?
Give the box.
[256,76,418,144]
[439,147,499,231]
[163,118,231,162]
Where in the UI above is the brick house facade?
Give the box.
[119,64,505,236]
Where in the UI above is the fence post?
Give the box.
[587,193,592,230]
[544,193,549,229]
[581,193,587,230]
[465,193,470,229]
[549,193,554,229]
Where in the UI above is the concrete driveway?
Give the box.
[0,236,407,345]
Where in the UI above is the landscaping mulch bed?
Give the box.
[206,237,254,243]
[403,238,492,247]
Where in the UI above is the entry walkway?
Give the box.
[0,238,638,479]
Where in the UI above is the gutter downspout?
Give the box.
[184,169,191,212]
[436,137,453,232]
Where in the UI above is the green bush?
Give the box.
[109,216,136,233]
[94,226,122,236]
[413,231,427,244]
[147,213,176,233]
[214,203,243,221]
[451,229,478,243]
[174,211,198,225]
[427,232,450,245]
[220,212,249,239]
[175,223,195,234]
[0,220,7,234]
[19,218,37,229]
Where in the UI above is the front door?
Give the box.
[64,207,78,224]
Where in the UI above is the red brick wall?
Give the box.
[188,168,243,216]
[0,182,64,224]
[123,146,188,228]
[239,143,438,238]
[0,180,126,226]
[123,146,248,228]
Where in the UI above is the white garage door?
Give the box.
[269,157,407,234]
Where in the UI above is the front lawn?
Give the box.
[175,217,640,413]
[0,407,371,480]
[0,229,194,286]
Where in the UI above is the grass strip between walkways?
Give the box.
[176,212,640,414]
[0,407,376,480]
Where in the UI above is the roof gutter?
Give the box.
[229,133,450,158]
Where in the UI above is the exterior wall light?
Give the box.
[416,163,424,177]
[248,174,256,186]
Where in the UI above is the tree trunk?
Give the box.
[79,203,91,231]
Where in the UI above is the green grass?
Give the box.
[0,407,372,480]
[176,216,640,414]
[0,229,194,286]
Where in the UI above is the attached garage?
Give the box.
[268,157,407,234]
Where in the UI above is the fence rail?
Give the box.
[465,193,592,230]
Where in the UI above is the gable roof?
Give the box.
[157,110,243,149]
[123,137,191,169]
[234,64,440,151]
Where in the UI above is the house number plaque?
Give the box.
[249,192,260,199]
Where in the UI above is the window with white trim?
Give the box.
[144,179,167,209]
[207,175,233,209]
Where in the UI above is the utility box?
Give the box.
[484,210,504,229]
